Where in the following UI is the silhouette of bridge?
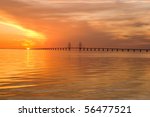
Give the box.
[33,42,150,52]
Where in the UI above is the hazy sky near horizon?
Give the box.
[0,0,150,48]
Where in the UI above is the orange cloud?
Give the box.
[0,12,46,48]
[0,0,150,48]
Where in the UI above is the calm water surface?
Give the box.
[0,49,150,99]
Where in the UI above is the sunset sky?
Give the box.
[0,0,150,48]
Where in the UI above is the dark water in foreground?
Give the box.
[0,50,150,100]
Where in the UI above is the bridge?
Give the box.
[32,42,150,52]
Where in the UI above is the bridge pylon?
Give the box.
[68,42,71,50]
[79,42,82,51]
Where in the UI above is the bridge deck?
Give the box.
[32,47,150,52]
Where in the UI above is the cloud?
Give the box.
[0,0,150,48]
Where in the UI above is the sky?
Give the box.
[0,0,150,48]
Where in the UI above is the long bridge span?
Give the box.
[32,42,150,52]
[32,47,150,52]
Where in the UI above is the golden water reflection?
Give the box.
[0,50,150,99]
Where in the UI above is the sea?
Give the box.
[0,49,150,99]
